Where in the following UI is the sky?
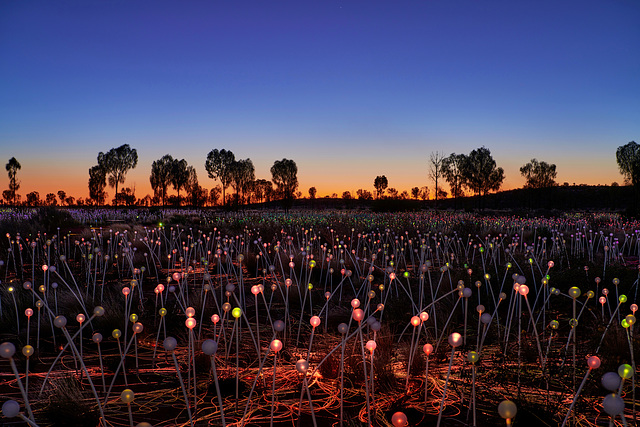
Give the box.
[1,0,639,201]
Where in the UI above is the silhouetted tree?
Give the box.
[356,189,373,200]
[373,175,388,199]
[271,158,298,212]
[342,191,352,200]
[2,190,12,205]
[461,146,504,207]
[57,190,66,206]
[97,144,138,206]
[616,141,640,211]
[205,149,235,208]
[46,193,57,206]
[520,158,557,188]
[88,165,107,205]
[115,188,135,206]
[209,186,222,206]
[230,159,255,205]
[253,179,272,203]
[420,186,430,200]
[442,153,467,209]
[170,159,189,205]
[429,151,445,209]
[387,188,398,199]
[5,157,21,206]
[308,187,317,199]
[271,159,298,211]
[411,187,420,200]
[26,191,40,206]
[150,154,174,207]
[616,142,640,186]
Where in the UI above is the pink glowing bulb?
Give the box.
[599,296,606,305]
[419,311,429,322]
[132,322,144,334]
[251,285,260,295]
[122,287,130,296]
[211,314,220,324]
[25,308,33,317]
[391,411,408,427]
[352,308,364,322]
[365,340,377,352]
[448,332,463,347]
[632,304,638,314]
[157,284,164,292]
[185,307,195,318]
[310,316,321,328]
[185,318,197,329]
[423,343,433,355]
[76,313,86,323]
[587,355,601,369]
[270,339,283,353]
[351,299,361,309]
[410,316,421,327]
[518,285,529,296]
[389,272,396,280]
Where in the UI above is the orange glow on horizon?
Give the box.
[8,154,624,203]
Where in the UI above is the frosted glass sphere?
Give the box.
[202,339,218,355]
[448,332,462,348]
[273,320,285,332]
[0,342,16,359]
[587,356,601,369]
[295,359,309,373]
[602,372,621,391]
[2,400,20,418]
[163,337,177,352]
[270,339,283,353]
[602,393,625,416]
[391,411,407,427]
[54,316,67,329]
[120,388,135,404]
[498,400,517,419]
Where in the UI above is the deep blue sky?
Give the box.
[1,0,639,198]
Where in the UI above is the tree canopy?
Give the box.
[149,154,174,206]
[205,149,235,206]
[520,158,557,189]
[616,141,640,187]
[461,146,504,197]
[373,175,388,199]
[230,158,255,205]
[88,165,107,205]
[5,157,21,206]
[97,144,138,206]
[271,158,298,210]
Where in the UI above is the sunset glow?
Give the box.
[1,1,638,201]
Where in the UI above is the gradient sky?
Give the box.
[1,0,639,201]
